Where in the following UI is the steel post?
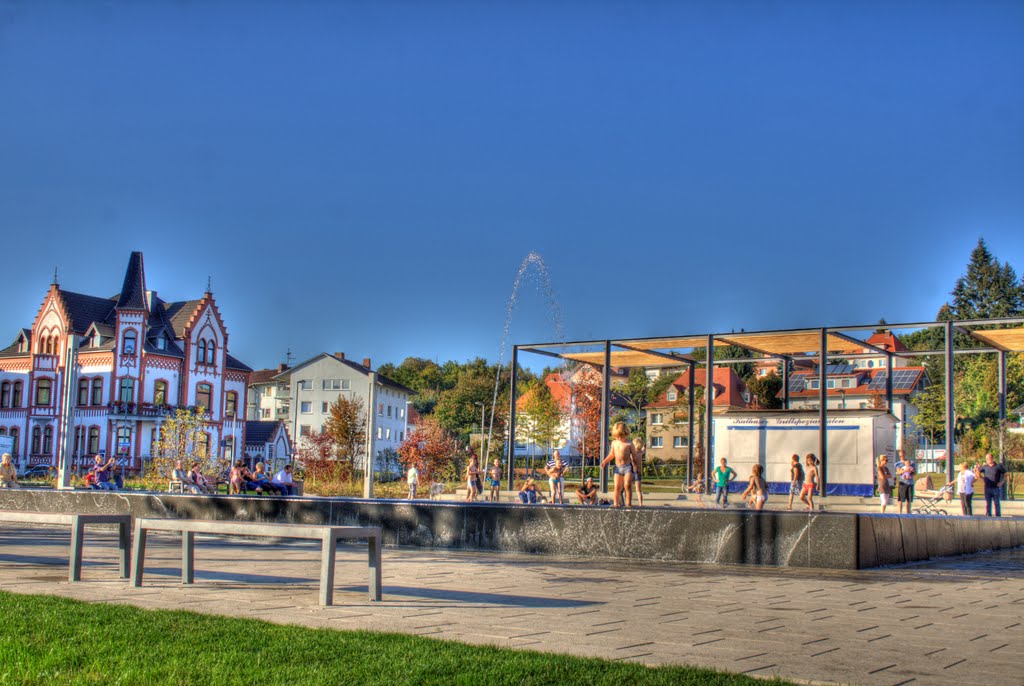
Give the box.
[687,361,695,487]
[945,321,955,484]
[998,350,1007,499]
[704,334,714,494]
[599,341,611,493]
[363,372,377,499]
[507,346,518,489]
[819,328,828,497]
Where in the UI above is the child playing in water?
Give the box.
[488,459,502,502]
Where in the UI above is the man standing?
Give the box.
[896,451,917,515]
[545,450,565,504]
[975,453,1006,517]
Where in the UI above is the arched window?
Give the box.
[12,381,22,407]
[0,427,6,435]
[35,378,52,406]
[0,381,9,408]
[122,330,137,355]
[154,380,167,406]
[31,426,41,454]
[73,427,85,457]
[88,426,100,455]
[119,378,135,403]
[78,378,90,406]
[196,383,212,412]
[91,378,103,406]
[9,427,19,456]
[207,340,216,364]
[43,426,53,454]
[198,340,207,364]
[223,436,234,460]
[225,391,237,417]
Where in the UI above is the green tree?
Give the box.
[150,408,220,478]
[323,395,366,473]
[747,372,783,409]
[949,238,1024,320]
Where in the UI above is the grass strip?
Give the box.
[0,590,790,685]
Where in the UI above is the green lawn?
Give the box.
[0,591,789,686]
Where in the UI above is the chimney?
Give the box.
[277,363,288,372]
[335,352,345,360]
[363,357,371,369]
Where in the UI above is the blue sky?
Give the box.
[1,1,1022,371]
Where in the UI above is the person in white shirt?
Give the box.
[407,465,419,499]
[953,462,976,516]
[271,464,295,497]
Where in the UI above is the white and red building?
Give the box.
[0,252,252,470]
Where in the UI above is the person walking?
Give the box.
[876,454,893,514]
[407,463,419,499]
[975,453,1006,517]
[799,454,819,512]
[712,458,737,508]
[631,438,646,507]
[896,451,917,515]
[954,462,976,516]
[786,454,803,511]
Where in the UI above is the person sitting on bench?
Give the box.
[172,460,202,494]
[272,464,296,496]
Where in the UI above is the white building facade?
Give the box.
[278,353,415,472]
[0,252,252,469]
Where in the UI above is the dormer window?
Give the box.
[92,334,100,348]
[156,335,167,351]
[122,330,137,355]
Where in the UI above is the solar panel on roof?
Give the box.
[788,377,806,393]
[825,364,855,376]
[867,372,888,390]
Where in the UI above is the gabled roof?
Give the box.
[115,251,148,310]
[865,331,908,353]
[161,299,204,338]
[646,367,753,410]
[225,354,253,372]
[249,369,281,385]
[245,420,283,445]
[57,290,117,333]
[280,353,416,395]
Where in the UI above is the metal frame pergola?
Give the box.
[507,317,1024,495]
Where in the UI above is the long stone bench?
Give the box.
[0,511,131,581]
[130,518,382,605]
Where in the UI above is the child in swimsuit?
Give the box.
[488,460,502,502]
[741,464,768,511]
[799,453,819,511]
[599,422,638,508]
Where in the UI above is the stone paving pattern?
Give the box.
[1,525,1022,686]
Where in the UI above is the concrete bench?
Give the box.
[130,518,382,606]
[0,511,132,581]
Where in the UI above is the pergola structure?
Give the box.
[509,317,1024,494]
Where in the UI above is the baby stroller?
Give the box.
[912,482,954,515]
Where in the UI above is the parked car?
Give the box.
[20,465,54,479]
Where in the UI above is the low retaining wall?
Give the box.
[1,490,1021,569]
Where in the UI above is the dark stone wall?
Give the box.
[1,490,1020,569]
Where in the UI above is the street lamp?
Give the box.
[474,402,485,460]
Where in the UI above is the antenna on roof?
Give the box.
[286,347,294,366]
[206,275,212,294]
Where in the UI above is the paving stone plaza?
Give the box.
[1,524,1021,686]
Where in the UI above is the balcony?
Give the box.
[107,402,176,420]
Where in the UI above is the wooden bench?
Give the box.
[0,511,132,581]
[131,518,382,606]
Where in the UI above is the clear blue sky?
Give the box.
[1,1,1022,371]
